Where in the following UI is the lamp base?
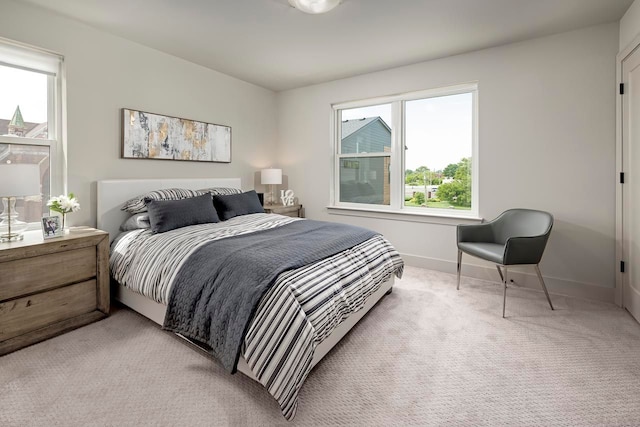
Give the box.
[0,197,28,242]
[0,232,25,243]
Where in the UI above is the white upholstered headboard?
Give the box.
[97,178,242,242]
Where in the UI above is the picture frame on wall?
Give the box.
[41,215,63,239]
[121,108,232,163]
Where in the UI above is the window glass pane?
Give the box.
[0,143,50,222]
[0,64,48,139]
[339,157,390,205]
[405,93,472,210]
[341,104,392,154]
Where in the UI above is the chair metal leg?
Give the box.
[534,264,554,310]
[502,266,508,318]
[496,265,504,283]
[456,250,462,290]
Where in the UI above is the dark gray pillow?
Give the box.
[212,190,265,221]
[145,193,219,233]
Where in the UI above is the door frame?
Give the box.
[616,34,640,307]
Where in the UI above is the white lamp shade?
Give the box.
[0,164,41,197]
[289,0,341,14]
[261,168,282,185]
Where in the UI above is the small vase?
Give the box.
[61,213,70,234]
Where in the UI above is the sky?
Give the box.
[0,64,48,124]
[341,92,472,171]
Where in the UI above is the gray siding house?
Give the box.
[340,117,391,204]
[341,117,391,153]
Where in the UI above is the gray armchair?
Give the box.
[456,209,554,317]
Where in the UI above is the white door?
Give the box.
[623,46,640,322]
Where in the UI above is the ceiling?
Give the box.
[18,0,634,92]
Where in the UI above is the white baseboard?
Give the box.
[401,253,615,303]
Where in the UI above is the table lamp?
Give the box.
[261,168,282,206]
[0,164,41,242]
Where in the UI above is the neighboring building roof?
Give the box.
[25,122,48,139]
[0,106,47,138]
[341,116,392,154]
[341,117,386,139]
[342,117,377,139]
[9,105,25,129]
[0,119,44,137]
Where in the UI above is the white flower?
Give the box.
[59,195,80,212]
[47,193,81,214]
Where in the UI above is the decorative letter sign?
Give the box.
[280,189,295,206]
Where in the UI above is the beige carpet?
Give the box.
[2,266,640,426]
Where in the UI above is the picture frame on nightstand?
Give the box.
[41,215,63,239]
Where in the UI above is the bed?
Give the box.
[97,178,404,420]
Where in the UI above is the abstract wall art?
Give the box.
[121,108,231,163]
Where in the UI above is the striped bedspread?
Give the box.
[110,213,404,420]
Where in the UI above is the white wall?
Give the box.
[277,23,619,301]
[0,0,621,300]
[0,0,277,228]
[620,0,640,51]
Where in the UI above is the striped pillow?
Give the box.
[195,187,242,197]
[121,188,198,214]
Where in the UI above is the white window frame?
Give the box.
[0,38,65,229]
[330,82,479,220]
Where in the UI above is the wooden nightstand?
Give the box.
[263,204,304,218]
[0,227,109,356]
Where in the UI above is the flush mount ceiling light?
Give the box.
[288,0,341,14]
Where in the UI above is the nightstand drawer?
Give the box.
[0,279,97,342]
[0,247,96,301]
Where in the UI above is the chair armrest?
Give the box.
[503,235,549,265]
[457,223,494,243]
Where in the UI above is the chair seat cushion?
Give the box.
[458,242,505,264]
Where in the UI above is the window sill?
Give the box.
[326,205,483,225]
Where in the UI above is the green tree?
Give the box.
[410,191,425,205]
[405,170,421,185]
[430,172,443,186]
[443,163,459,178]
[405,166,443,185]
[405,166,429,185]
[436,157,471,208]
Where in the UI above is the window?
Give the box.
[339,104,392,206]
[332,83,478,217]
[0,39,64,226]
